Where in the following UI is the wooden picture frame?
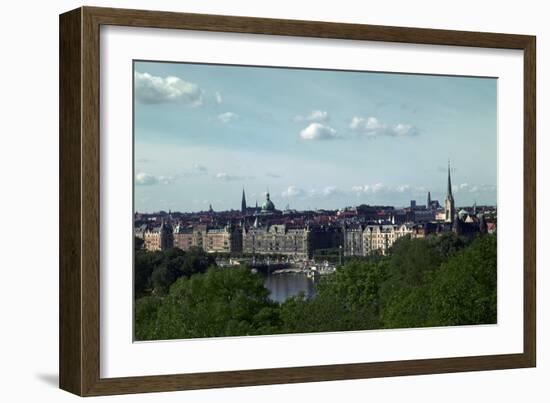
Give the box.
[59,6,536,396]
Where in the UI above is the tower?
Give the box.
[261,189,275,212]
[427,191,432,209]
[241,188,247,215]
[444,160,455,223]
[159,220,174,250]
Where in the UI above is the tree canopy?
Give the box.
[134,233,497,340]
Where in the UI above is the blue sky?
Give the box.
[134,61,497,213]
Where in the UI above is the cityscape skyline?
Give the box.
[134,61,497,213]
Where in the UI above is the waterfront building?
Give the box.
[135,162,495,257]
[242,223,310,259]
[204,225,243,254]
[362,224,414,256]
[242,222,343,259]
[173,223,242,254]
[342,223,364,256]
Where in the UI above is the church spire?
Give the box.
[447,159,453,198]
[444,160,455,223]
[241,187,247,215]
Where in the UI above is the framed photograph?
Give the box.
[59,6,536,396]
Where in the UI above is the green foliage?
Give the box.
[381,234,496,328]
[427,234,497,326]
[379,236,442,327]
[279,260,384,333]
[426,232,471,259]
[134,233,497,340]
[134,296,163,340]
[135,267,280,340]
[134,247,216,297]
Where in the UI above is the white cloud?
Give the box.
[299,122,338,140]
[351,183,412,195]
[295,110,329,123]
[218,112,239,123]
[349,116,418,137]
[134,71,203,106]
[215,91,223,104]
[352,183,388,194]
[371,183,387,193]
[396,184,411,193]
[455,183,496,194]
[135,172,174,186]
[215,172,245,181]
[282,186,305,198]
[321,186,339,196]
[135,172,157,186]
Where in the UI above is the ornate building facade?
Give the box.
[135,163,492,258]
[173,223,242,254]
[362,224,414,256]
[242,224,311,258]
[142,221,173,251]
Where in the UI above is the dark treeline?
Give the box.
[134,233,497,340]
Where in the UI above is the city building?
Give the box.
[242,223,311,259]
[342,223,364,256]
[134,162,496,258]
[173,223,242,254]
[142,221,173,251]
[173,224,194,250]
[362,224,414,256]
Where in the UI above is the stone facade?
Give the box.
[363,223,417,255]
[173,224,242,254]
[242,224,310,258]
[342,224,364,256]
[173,226,194,250]
[142,222,173,251]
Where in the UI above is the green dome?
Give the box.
[261,192,275,211]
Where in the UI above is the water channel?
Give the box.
[263,272,317,303]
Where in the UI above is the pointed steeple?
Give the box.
[241,187,247,214]
[447,159,453,198]
[444,160,455,223]
[427,191,432,208]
